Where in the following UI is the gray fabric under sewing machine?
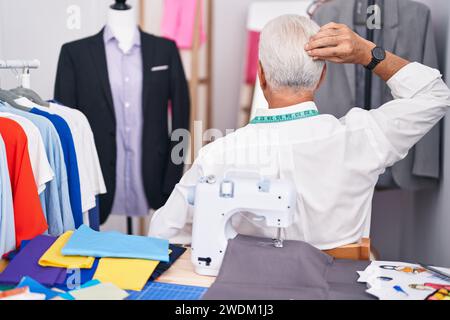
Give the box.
[203,235,374,300]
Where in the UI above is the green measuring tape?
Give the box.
[250,109,319,124]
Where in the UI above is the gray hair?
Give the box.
[259,15,325,91]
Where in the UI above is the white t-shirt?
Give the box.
[48,103,106,212]
[0,112,54,194]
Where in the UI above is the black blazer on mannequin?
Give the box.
[54,28,190,224]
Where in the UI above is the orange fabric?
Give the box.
[0,118,47,248]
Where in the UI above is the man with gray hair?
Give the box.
[149,15,450,250]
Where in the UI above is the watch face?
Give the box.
[373,47,386,61]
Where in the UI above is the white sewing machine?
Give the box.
[190,172,298,276]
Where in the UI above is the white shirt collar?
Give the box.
[254,101,318,118]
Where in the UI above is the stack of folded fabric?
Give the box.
[0,225,186,299]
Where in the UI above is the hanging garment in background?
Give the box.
[313,0,441,190]
[103,26,148,217]
[39,231,95,269]
[0,113,54,195]
[0,102,74,235]
[30,104,94,214]
[54,27,190,224]
[88,197,100,231]
[203,235,373,300]
[0,135,15,256]
[245,30,261,85]
[0,236,66,286]
[48,102,106,213]
[30,108,83,227]
[161,0,206,49]
[0,117,48,248]
[62,225,169,262]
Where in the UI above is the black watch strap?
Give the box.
[365,59,380,71]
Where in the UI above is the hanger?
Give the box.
[0,89,30,111]
[307,0,332,18]
[10,87,50,107]
[0,60,40,111]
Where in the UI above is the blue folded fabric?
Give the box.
[54,258,100,292]
[61,225,169,262]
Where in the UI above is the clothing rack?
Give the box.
[0,59,40,89]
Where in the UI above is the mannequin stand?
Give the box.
[127,217,133,235]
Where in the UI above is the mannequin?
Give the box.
[107,0,138,53]
[55,0,190,231]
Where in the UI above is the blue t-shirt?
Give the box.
[31,108,83,228]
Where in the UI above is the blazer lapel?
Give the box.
[89,28,115,120]
[140,29,156,119]
[340,0,357,101]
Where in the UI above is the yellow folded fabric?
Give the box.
[39,231,95,269]
[93,258,160,291]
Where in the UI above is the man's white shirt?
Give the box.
[149,62,450,250]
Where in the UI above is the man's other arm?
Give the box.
[148,163,202,243]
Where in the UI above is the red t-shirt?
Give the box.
[0,118,48,248]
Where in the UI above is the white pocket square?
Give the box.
[151,65,169,72]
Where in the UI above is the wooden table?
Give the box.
[156,249,216,288]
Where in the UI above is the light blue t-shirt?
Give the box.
[0,102,74,235]
[0,134,15,255]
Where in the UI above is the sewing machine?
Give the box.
[190,172,297,276]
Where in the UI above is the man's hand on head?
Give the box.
[304,22,409,81]
[305,22,375,65]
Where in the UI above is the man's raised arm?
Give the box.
[305,22,450,166]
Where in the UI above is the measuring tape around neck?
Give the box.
[250,109,319,124]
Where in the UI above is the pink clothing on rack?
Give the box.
[161,0,206,49]
[245,30,261,85]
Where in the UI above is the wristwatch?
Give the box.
[365,46,386,71]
